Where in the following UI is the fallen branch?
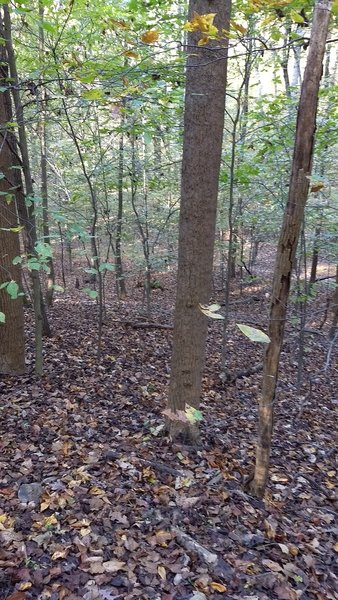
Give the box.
[127,321,173,330]
[172,527,233,578]
[172,527,218,565]
[106,319,173,330]
[227,363,263,383]
[315,275,336,282]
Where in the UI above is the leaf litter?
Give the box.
[0,267,337,599]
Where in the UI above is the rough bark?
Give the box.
[167,0,230,440]
[247,0,332,498]
[3,4,51,375]
[0,51,25,374]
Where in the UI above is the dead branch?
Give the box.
[172,527,218,565]
[227,363,263,383]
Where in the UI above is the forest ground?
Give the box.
[0,247,337,600]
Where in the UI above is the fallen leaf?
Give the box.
[262,559,283,572]
[210,582,227,592]
[102,559,126,573]
[158,565,166,580]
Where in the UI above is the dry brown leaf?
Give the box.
[157,565,166,580]
[102,559,126,573]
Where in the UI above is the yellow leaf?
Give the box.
[334,542,338,552]
[157,565,166,580]
[197,36,209,46]
[89,486,106,496]
[141,30,159,44]
[310,182,324,193]
[123,50,139,59]
[40,501,50,512]
[211,582,227,592]
[230,20,247,34]
[183,12,218,38]
[44,514,58,527]
[327,470,336,477]
[109,19,128,29]
[80,527,92,536]
[325,480,335,489]
[289,545,299,556]
[18,582,32,591]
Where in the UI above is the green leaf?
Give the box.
[41,21,56,33]
[84,267,98,274]
[143,132,152,145]
[81,287,98,299]
[10,225,24,233]
[236,323,270,343]
[0,311,5,323]
[199,303,224,319]
[27,258,41,271]
[185,404,203,423]
[6,280,19,299]
[290,10,304,23]
[35,241,53,259]
[52,284,64,292]
[98,262,115,272]
[82,88,104,100]
[12,255,22,265]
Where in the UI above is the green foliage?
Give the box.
[199,303,224,319]
[236,323,270,343]
[0,280,20,300]
[81,287,99,300]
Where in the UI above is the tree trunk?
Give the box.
[309,223,321,286]
[116,115,127,298]
[329,264,338,340]
[167,0,230,441]
[247,0,332,498]
[3,4,50,375]
[0,51,25,374]
[39,0,55,307]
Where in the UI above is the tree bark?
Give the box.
[116,114,127,298]
[0,47,25,374]
[309,223,321,285]
[167,0,231,441]
[39,0,55,307]
[247,0,332,498]
[3,3,51,375]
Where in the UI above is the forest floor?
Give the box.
[0,249,337,600]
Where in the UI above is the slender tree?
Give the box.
[39,0,55,307]
[247,0,332,498]
[167,0,231,440]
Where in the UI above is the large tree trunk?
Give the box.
[0,55,25,374]
[247,0,332,498]
[3,4,51,375]
[167,0,230,441]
